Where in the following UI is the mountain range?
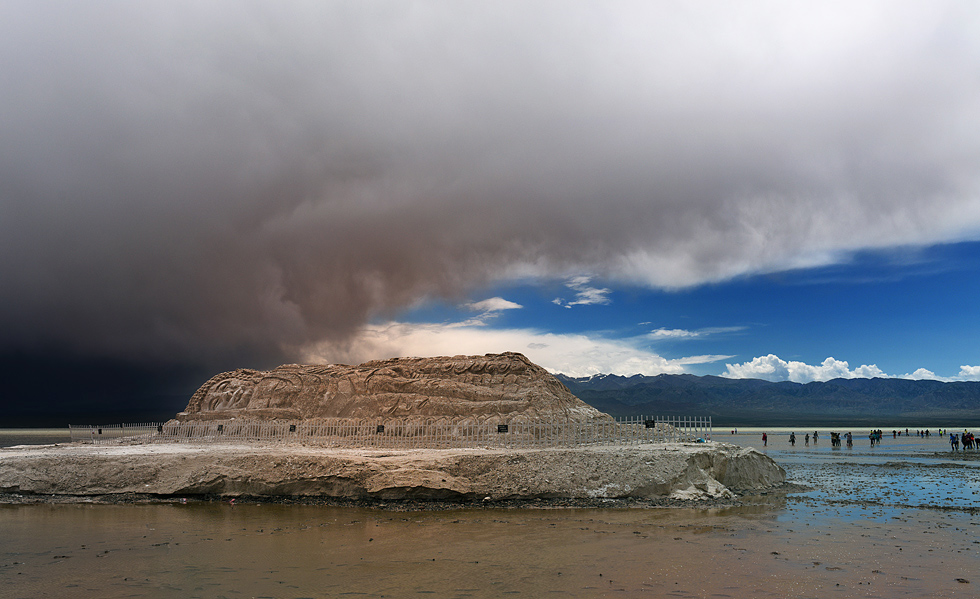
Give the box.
[554,373,980,426]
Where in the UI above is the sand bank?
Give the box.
[0,441,783,502]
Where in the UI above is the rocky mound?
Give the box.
[178,352,607,423]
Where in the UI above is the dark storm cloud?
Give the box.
[2,1,979,369]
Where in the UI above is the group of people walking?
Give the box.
[950,431,976,450]
[891,429,931,438]
[758,428,976,451]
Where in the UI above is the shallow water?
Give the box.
[0,429,71,448]
[3,428,980,598]
[3,502,979,599]
[724,429,980,510]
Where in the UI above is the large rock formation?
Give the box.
[178,352,607,423]
[1,351,789,503]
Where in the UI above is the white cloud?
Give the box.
[553,276,612,308]
[852,364,890,379]
[648,326,746,340]
[300,320,723,378]
[723,355,888,383]
[724,355,980,383]
[671,354,736,366]
[700,326,748,336]
[650,328,700,339]
[957,365,980,380]
[463,297,523,313]
[904,367,940,381]
[305,331,973,383]
[453,296,524,326]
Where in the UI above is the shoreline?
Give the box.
[0,485,805,509]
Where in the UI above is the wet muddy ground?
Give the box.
[727,428,980,511]
[2,428,978,598]
[2,500,977,598]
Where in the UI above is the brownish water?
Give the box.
[3,429,979,597]
[2,501,978,599]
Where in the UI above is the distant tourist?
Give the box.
[805,433,810,446]
[813,431,818,444]
[762,432,767,447]
[789,432,796,446]
[950,433,959,451]
[846,432,853,448]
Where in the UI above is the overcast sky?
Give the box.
[3,2,980,419]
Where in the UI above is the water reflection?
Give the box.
[3,501,977,598]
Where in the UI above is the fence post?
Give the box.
[69,415,711,449]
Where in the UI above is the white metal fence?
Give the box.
[69,416,712,449]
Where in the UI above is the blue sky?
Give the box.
[321,241,980,382]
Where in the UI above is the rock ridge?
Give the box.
[179,352,606,423]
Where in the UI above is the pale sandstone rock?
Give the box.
[0,443,785,501]
[179,352,606,423]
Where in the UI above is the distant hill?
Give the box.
[554,373,980,426]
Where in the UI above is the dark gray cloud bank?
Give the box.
[2,1,979,414]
